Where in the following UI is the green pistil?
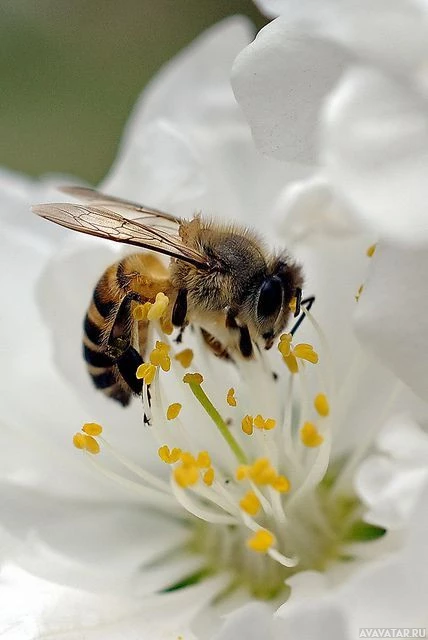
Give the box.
[188,382,248,464]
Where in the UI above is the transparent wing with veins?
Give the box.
[32,187,208,268]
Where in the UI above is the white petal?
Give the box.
[356,455,428,529]
[255,0,428,75]
[212,603,274,640]
[355,240,428,399]
[285,571,329,601]
[0,483,192,593]
[104,17,254,209]
[0,565,226,640]
[232,16,349,164]
[272,174,361,242]
[275,597,350,640]
[323,67,428,240]
[376,413,428,462]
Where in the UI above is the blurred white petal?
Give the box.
[355,240,428,399]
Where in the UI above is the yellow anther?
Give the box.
[155,340,170,353]
[253,415,276,431]
[246,529,276,553]
[82,422,103,436]
[355,284,364,302]
[236,465,250,481]
[196,451,211,468]
[167,403,182,420]
[241,415,254,435]
[133,302,152,321]
[289,297,297,313]
[73,433,86,450]
[250,457,277,485]
[271,475,291,493]
[174,464,199,488]
[82,434,100,455]
[366,243,377,257]
[283,353,299,374]
[239,490,261,516]
[150,344,171,372]
[158,445,182,464]
[293,343,319,364]
[180,451,196,466]
[136,362,157,384]
[147,292,169,321]
[203,467,215,486]
[278,333,292,358]
[174,348,194,368]
[300,422,324,448]
[160,316,174,335]
[158,354,172,371]
[314,393,329,417]
[183,372,204,385]
[227,388,237,407]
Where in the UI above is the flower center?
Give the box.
[73,287,386,600]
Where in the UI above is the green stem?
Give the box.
[189,383,248,464]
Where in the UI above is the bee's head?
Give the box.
[253,257,304,349]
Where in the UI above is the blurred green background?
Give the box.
[1,0,264,184]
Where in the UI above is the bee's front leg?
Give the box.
[225,307,253,358]
[172,288,188,327]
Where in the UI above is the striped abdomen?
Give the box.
[82,253,170,406]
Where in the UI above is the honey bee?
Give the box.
[33,187,304,406]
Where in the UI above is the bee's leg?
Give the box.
[172,288,188,327]
[238,325,253,358]
[289,295,316,337]
[225,307,253,358]
[174,325,187,344]
[105,293,144,394]
[225,307,239,329]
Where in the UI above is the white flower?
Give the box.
[232,0,428,241]
[213,481,428,639]
[2,15,428,640]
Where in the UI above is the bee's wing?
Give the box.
[60,186,179,232]
[32,202,209,268]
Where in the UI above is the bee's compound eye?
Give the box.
[257,276,283,320]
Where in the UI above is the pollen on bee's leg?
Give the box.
[246,529,276,553]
